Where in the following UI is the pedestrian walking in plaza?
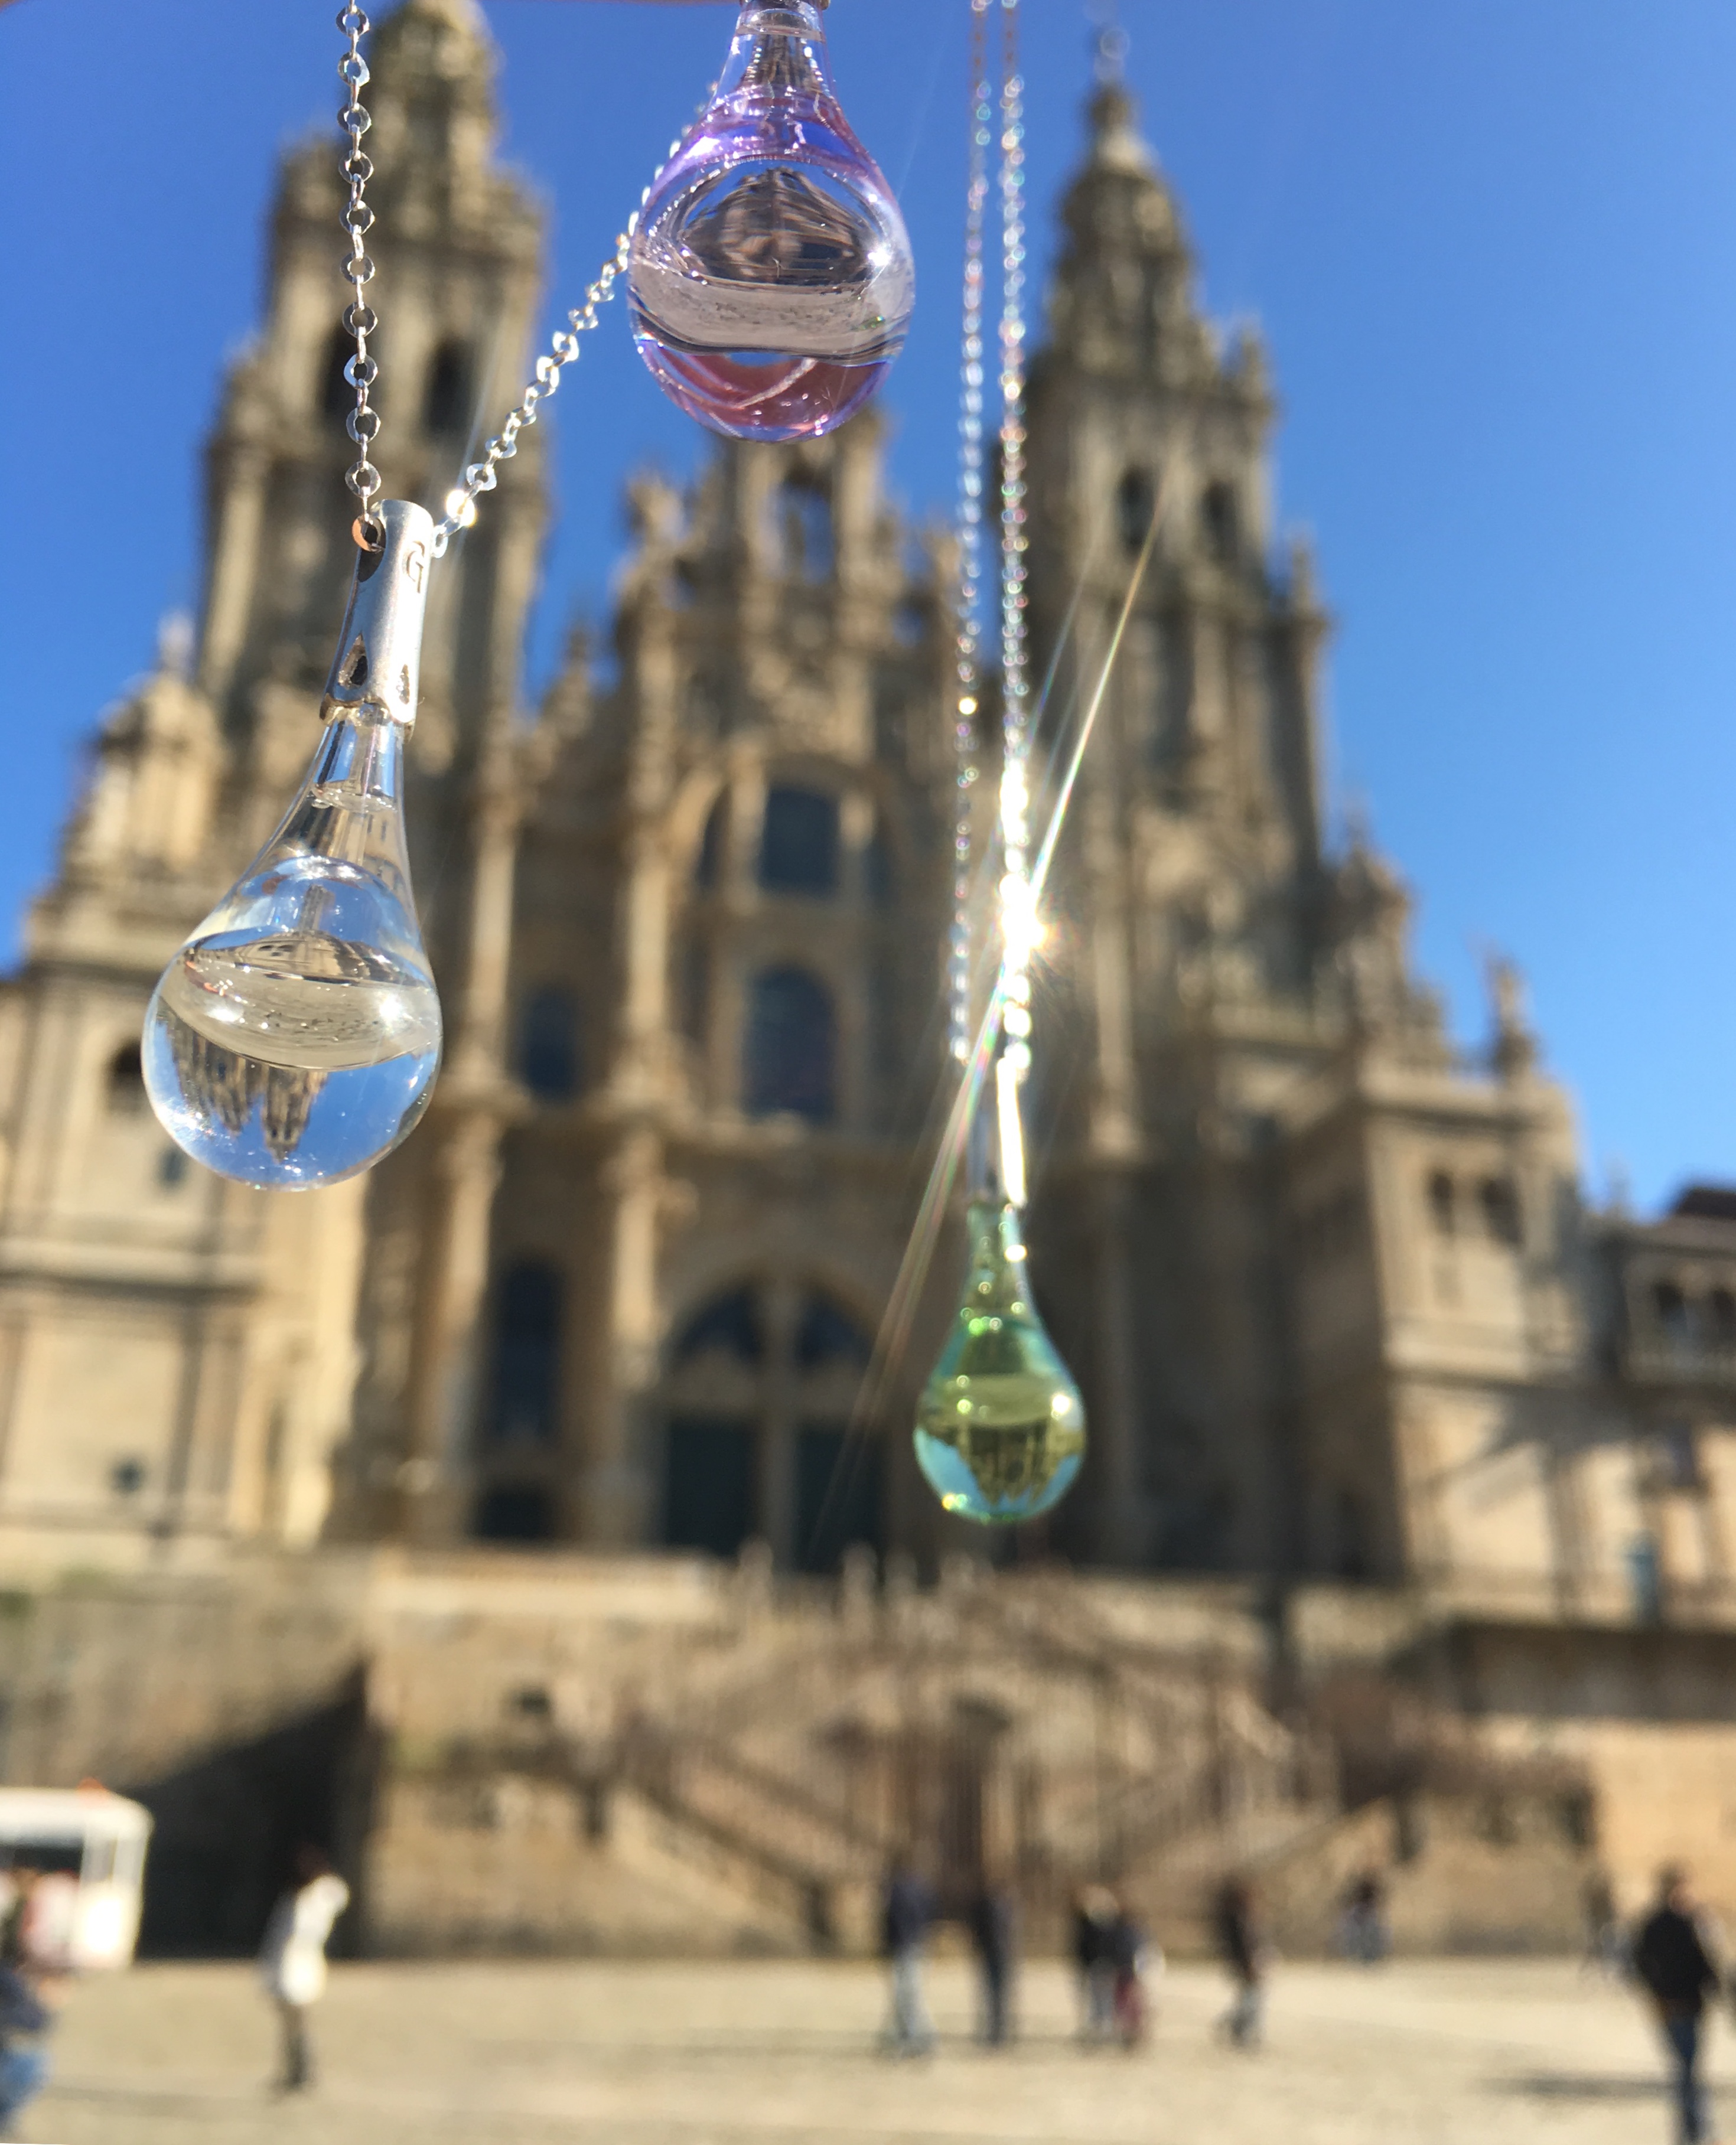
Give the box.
[1214,1877,1269,2050]
[0,1952,57,2142]
[258,1846,350,2095]
[880,1862,936,2058]
[1632,1865,1724,2145]
[1334,1871,1392,1964]
[969,1883,1017,2046]
[1580,1870,1626,1980]
[1071,1886,1119,2042]
[1109,1906,1157,2048]
[0,1867,31,1970]
[0,1864,63,1974]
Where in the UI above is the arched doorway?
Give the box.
[473,1261,563,1543]
[659,1278,882,1570]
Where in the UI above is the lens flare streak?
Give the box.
[800,476,1169,1562]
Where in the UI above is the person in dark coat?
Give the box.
[1581,1870,1624,1978]
[0,1892,59,2145]
[969,1885,1017,2046]
[1109,1907,1154,2048]
[1335,1871,1392,1964]
[1071,1887,1119,2041]
[1631,1866,1723,2145]
[881,1862,936,2057]
[1214,1877,1268,2049]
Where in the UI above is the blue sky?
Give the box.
[1,0,1734,1210]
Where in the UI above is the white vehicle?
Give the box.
[0,1788,153,1971]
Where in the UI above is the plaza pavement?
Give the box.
[21,1954,1735,2145]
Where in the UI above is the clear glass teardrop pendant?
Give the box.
[628,0,916,442]
[144,504,442,1189]
[914,1200,1087,1525]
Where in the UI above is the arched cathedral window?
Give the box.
[1201,480,1239,563]
[423,337,475,437]
[760,786,840,898]
[488,1261,563,1447]
[795,1292,872,1369]
[662,1281,880,1570]
[663,1417,757,1562]
[1478,1176,1522,1247]
[106,1042,147,1116]
[779,476,834,583]
[745,967,836,1124]
[794,1416,880,1576]
[474,1259,564,1544]
[517,987,581,1103]
[674,1287,764,1366]
[1117,467,1155,556]
[1426,1171,1456,1237]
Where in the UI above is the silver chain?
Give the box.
[327,7,760,564]
[337,6,383,547]
[429,87,722,559]
[429,229,633,560]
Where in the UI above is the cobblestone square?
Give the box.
[20,1956,1735,2145]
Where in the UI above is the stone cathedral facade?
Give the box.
[4,0,1736,1660]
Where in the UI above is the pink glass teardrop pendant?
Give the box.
[628,0,916,442]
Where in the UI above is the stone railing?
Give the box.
[1621,1338,1736,1388]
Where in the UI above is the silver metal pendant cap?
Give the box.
[320,500,435,728]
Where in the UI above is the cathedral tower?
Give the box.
[1024,73,1347,1572]
[1023,71,1595,1592]
[0,0,545,1563]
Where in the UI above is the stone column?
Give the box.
[400,741,523,1543]
[1543,1437,1593,1618]
[1274,539,1328,863]
[577,1126,662,1546]
[1090,1172,1144,1566]
[0,1316,30,1504]
[759,1278,802,1567]
[1079,685,1144,1564]
[152,1305,212,1550]
[447,748,522,1087]
[619,844,674,1098]
[198,444,270,706]
[615,630,679,1101]
[570,732,679,1546]
[400,1110,508,1542]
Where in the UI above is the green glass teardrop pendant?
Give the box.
[914,1200,1087,1525]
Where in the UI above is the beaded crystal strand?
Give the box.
[949,0,994,1066]
[993,0,1036,1203]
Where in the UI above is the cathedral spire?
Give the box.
[197,0,542,730]
[366,0,500,204]
[1042,69,1192,381]
[1086,80,1155,177]
[409,0,486,25]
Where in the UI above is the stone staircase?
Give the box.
[585,1564,1334,1952]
